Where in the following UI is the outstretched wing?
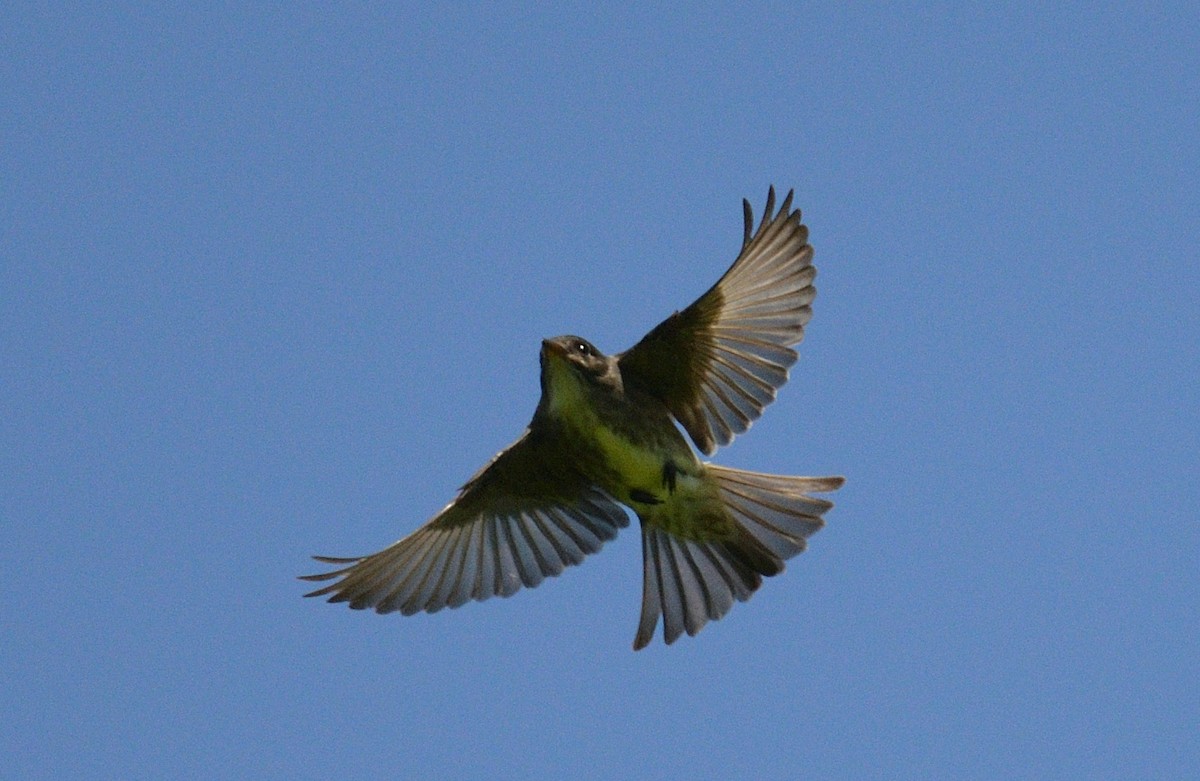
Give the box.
[301,430,629,614]
[618,187,817,455]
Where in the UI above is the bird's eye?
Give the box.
[573,340,591,356]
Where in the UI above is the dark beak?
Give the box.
[541,339,568,358]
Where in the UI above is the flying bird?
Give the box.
[302,187,844,649]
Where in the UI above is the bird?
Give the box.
[301,186,845,650]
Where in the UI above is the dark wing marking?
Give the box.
[618,187,817,454]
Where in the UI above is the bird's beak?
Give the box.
[541,339,568,359]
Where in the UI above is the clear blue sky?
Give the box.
[4,4,1197,779]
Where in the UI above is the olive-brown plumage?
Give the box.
[301,187,844,649]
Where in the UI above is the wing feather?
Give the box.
[619,187,819,454]
[301,430,629,613]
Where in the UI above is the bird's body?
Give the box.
[303,187,844,649]
[536,337,698,513]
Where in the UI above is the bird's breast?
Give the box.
[539,364,697,502]
[591,426,672,492]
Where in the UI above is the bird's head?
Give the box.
[538,335,622,417]
[541,335,609,376]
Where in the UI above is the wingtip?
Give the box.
[780,187,795,216]
[301,582,339,598]
[312,554,362,564]
[817,475,847,492]
[298,554,361,586]
[751,185,797,238]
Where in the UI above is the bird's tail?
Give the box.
[633,465,844,650]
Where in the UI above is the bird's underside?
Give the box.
[301,187,845,649]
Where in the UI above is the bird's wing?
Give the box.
[618,187,817,455]
[301,430,629,614]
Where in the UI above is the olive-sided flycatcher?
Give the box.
[302,187,844,650]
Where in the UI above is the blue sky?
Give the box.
[4,4,1198,779]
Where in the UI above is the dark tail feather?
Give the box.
[632,466,844,650]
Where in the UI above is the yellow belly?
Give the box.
[542,354,696,499]
[593,426,667,490]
